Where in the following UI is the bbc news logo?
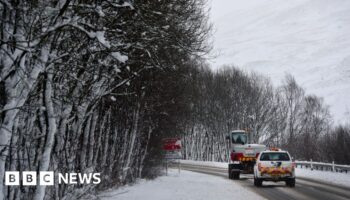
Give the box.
[5,171,101,186]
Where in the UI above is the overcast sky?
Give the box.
[209,0,350,122]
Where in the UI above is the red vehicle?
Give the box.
[226,130,266,179]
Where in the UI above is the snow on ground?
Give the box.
[209,0,350,123]
[180,159,228,168]
[99,169,264,200]
[180,160,350,187]
[296,168,350,187]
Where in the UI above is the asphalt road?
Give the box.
[178,163,350,200]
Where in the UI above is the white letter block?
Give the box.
[23,171,37,185]
[39,171,54,185]
[5,171,19,185]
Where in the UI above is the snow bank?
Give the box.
[180,159,228,169]
[296,168,350,187]
[99,169,264,200]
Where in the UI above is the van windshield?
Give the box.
[232,132,247,144]
[260,152,290,161]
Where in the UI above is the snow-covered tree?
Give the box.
[0,0,211,199]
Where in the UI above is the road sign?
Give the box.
[162,138,181,151]
[162,138,182,175]
[164,151,182,159]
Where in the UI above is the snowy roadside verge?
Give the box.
[99,169,264,200]
[180,159,228,168]
[295,168,350,188]
[179,160,350,187]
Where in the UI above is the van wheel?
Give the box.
[233,172,240,180]
[286,178,295,187]
[228,164,233,179]
[254,177,262,187]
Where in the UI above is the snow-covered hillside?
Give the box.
[210,0,350,123]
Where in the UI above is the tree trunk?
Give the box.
[33,72,57,200]
[88,114,98,168]
[122,103,141,182]
[80,115,92,171]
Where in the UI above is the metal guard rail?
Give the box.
[295,160,350,173]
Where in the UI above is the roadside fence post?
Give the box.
[310,159,313,170]
[166,161,168,176]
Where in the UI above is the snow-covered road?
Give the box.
[180,162,350,200]
[180,160,350,187]
[99,169,264,200]
[98,160,350,200]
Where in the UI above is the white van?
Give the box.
[253,149,296,187]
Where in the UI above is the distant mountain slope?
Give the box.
[210,0,350,123]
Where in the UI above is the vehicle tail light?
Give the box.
[231,152,244,161]
[230,152,235,161]
[255,153,260,158]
